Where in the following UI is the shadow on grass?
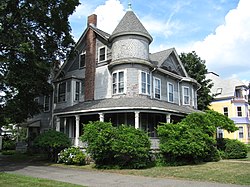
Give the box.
[0,151,54,172]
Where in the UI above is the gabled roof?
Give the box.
[206,72,247,99]
[110,10,153,43]
[150,48,189,77]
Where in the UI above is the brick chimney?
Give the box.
[87,14,97,27]
[85,14,97,101]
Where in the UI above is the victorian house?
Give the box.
[27,9,200,147]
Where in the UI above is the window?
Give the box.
[239,126,243,138]
[113,71,125,94]
[79,52,86,68]
[58,82,66,102]
[183,86,190,105]
[154,77,161,99]
[217,127,223,139]
[44,96,50,112]
[223,107,228,116]
[75,82,80,101]
[98,46,106,62]
[168,83,174,102]
[140,71,150,95]
[237,106,242,117]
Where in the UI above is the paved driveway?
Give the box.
[1,161,249,187]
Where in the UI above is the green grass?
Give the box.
[0,173,83,187]
[100,161,250,185]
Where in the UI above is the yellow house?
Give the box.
[207,72,250,144]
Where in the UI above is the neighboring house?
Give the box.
[27,9,200,147]
[206,72,250,144]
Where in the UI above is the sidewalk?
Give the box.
[1,162,249,187]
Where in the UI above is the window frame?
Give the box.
[153,77,161,99]
[112,70,125,95]
[79,51,86,68]
[239,126,244,139]
[167,82,174,103]
[58,82,66,102]
[223,107,229,117]
[139,71,151,95]
[75,81,80,101]
[98,46,107,62]
[182,86,190,105]
[44,95,50,112]
[237,106,242,117]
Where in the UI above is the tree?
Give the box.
[0,0,79,125]
[179,51,213,110]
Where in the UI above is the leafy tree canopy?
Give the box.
[179,51,213,110]
[0,0,79,125]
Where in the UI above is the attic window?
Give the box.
[216,88,222,94]
[98,46,107,62]
[79,52,86,68]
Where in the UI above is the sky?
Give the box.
[69,0,250,83]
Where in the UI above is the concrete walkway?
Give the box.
[1,162,249,187]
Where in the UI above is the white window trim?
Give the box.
[182,86,190,105]
[153,77,161,99]
[112,70,126,95]
[43,96,50,112]
[58,82,67,103]
[79,51,86,69]
[139,71,151,95]
[239,126,244,139]
[74,81,80,101]
[98,46,107,63]
[167,82,174,103]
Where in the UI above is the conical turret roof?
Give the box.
[110,10,153,43]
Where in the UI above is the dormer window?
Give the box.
[79,52,86,68]
[98,46,107,62]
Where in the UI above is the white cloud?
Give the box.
[192,0,250,79]
[93,0,125,34]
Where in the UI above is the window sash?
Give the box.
[168,83,174,102]
[237,107,242,117]
[58,82,66,102]
[183,87,190,105]
[154,78,161,99]
[75,82,80,101]
[141,71,150,95]
[223,107,228,116]
[99,47,106,62]
[79,52,86,68]
[239,127,243,138]
[113,71,124,94]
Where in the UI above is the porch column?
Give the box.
[99,113,104,122]
[166,114,171,123]
[75,115,80,147]
[63,118,67,134]
[56,116,60,131]
[135,111,140,129]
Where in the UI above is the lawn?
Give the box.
[54,160,250,185]
[0,173,83,187]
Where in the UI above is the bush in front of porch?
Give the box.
[80,121,151,169]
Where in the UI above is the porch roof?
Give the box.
[54,97,199,116]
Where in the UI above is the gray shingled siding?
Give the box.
[95,65,111,100]
[127,67,139,97]
[69,56,80,71]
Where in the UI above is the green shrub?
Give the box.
[2,150,16,155]
[33,130,71,162]
[224,139,247,159]
[2,139,16,150]
[217,138,247,159]
[80,121,151,169]
[58,147,86,165]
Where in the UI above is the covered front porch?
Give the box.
[54,110,184,149]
